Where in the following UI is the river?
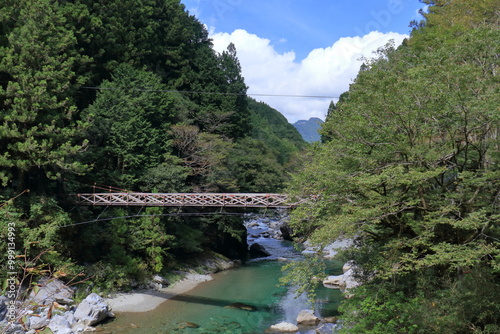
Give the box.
[100,214,344,334]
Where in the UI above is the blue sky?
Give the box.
[181,0,426,122]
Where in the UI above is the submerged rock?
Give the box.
[268,321,299,332]
[177,321,200,329]
[316,322,338,334]
[322,316,338,324]
[224,302,257,312]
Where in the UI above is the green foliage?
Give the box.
[0,0,89,190]
[193,43,250,139]
[0,196,86,289]
[171,124,237,191]
[22,197,71,250]
[289,1,500,332]
[248,98,307,164]
[100,208,175,272]
[338,286,424,334]
[139,155,190,193]
[0,0,302,292]
[170,222,206,254]
[82,63,186,189]
[228,138,287,192]
[280,255,326,301]
[339,267,500,334]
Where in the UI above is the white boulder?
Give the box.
[296,309,320,325]
[73,293,113,326]
[323,267,360,292]
[269,321,299,332]
[48,314,73,334]
[31,278,74,306]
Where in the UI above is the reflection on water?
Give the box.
[100,215,343,334]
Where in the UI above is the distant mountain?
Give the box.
[293,117,324,143]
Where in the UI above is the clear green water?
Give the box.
[100,217,344,334]
[101,256,343,333]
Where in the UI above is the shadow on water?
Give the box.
[166,293,271,313]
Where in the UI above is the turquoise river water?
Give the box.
[99,215,344,334]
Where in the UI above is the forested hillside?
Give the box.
[249,98,307,164]
[0,0,305,290]
[287,0,500,332]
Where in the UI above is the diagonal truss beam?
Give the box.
[75,193,303,208]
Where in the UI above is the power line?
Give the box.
[81,86,339,99]
[62,212,244,228]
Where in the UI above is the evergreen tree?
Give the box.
[0,0,89,193]
[0,0,307,292]
[216,43,250,138]
[82,64,188,190]
[187,43,251,139]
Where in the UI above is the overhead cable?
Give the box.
[63,212,244,228]
[81,86,339,99]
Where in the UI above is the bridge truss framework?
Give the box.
[76,193,301,208]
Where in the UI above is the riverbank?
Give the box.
[103,252,240,314]
[105,273,213,313]
[99,214,348,334]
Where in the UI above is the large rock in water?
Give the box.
[323,267,360,292]
[73,293,114,326]
[322,274,344,289]
[296,309,320,325]
[280,224,294,241]
[269,321,299,332]
[249,243,271,258]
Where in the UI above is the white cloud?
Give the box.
[211,29,408,123]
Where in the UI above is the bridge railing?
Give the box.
[76,193,304,208]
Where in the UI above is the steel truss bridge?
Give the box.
[76,193,302,208]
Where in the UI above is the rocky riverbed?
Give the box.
[0,277,114,334]
[0,257,239,334]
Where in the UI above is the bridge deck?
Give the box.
[76,193,298,208]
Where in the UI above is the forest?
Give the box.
[286,0,500,333]
[0,0,305,292]
[1,0,499,333]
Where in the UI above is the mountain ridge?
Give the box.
[293,117,324,142]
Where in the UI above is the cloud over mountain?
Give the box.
[211,29,407,123]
